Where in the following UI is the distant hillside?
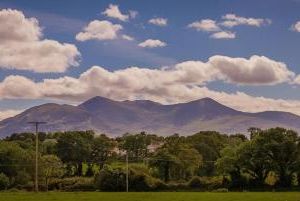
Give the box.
[1,96,300,137]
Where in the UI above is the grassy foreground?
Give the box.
[0,192,300,201]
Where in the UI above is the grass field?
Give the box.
[0,192,300,201]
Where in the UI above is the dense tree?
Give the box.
[237,141,271,187]
[217,127,300,188]
[176,147,203,179]
[149,148,179,182]
[56,131,94,176]
[118,132,154,160]
[216,145,245,189]
[186,131,228,176]
[40,155,64,191]
[0,141,32,181]
[258,128,300,187]
[0,128,299,191]
[91,134,115,169]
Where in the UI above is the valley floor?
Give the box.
[0,192,300,201]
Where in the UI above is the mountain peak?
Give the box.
[78,96,116,108]
[85,96,113,103]
[1,96,300,138]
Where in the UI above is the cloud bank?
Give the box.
[1,55,299,115]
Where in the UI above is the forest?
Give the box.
[0,127,299,192]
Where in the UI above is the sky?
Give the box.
[0,0,300,120]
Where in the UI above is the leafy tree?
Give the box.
[91,134,115,169]
[41,139,57,155]
[186,131,228,176]
[149,148,179,182]
[118,132,152,160]
[0,141,32,180]
[56,131,94,176]
[175,147,203,180]
[237,141,271,187]
[216,145,245,189]
[40,155,64,191]
[258,128,300,187]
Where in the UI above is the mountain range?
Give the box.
[1,96,300,138]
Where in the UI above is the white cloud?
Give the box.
[209,55,294,85]
[149,18,168,26]
[293,75,300,84]
[0,9,80,73]
[122,34,134,41]
[76,20,122,41]
[0,75,41,99]
[291,21,300,32]
[0,65,299,115]
[138,39,167,48]
[102,4,129,21]
[210,31,236,39]
[0,55,296,115]
[188,19,220,32]
[221,14,272,28]
[0,109,23,121]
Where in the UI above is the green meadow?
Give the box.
[0,192,300,201]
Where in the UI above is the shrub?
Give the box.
[94,165,166,191]
[188,176,202,188]
[199,176,224,190]
[48,177,95,191]
[15,170,31,186]
[94,166,126,191]
[150,178,168,191]
[0,173,10,190]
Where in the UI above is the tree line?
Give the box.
[0,127,299,191]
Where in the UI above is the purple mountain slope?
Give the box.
[1,96,300,137]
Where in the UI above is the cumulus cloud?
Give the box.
[221,14,272,28]
[189,14,271,40]
[0,65,299,115]
[149,18,168,26]
[0,55,296,115]
[188,19,220,32]
[291,21,300,32]
[0,109,23,121]
[209,55,294,85]
[76,20,122,41]
[0,9,80,73]
[102,4,129,21]
[210,31,236,39]
[138,39,167,48]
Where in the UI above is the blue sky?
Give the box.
[0,0,300,119]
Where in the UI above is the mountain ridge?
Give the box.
[1,96,300,137]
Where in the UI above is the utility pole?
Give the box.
[126,152,129,192]
[28,121,46,192]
